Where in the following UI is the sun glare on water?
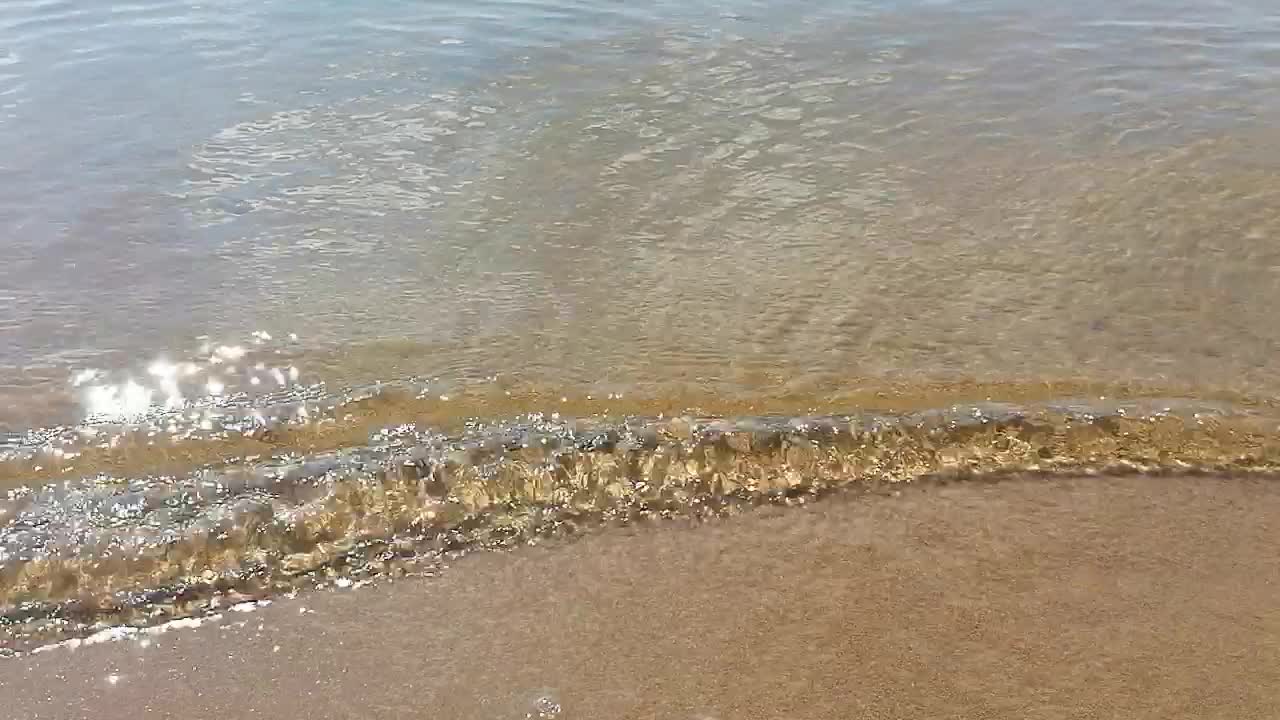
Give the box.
[69,333,303,423]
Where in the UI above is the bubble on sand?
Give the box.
[526,694,563,719]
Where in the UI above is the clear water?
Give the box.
[2,0,1279,428]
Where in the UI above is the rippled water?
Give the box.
[3,0,1280,649]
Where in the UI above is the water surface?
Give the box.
[2,0,1279,427]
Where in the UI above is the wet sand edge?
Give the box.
[5,473,1279,719]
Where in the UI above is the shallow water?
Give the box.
[3,0,1280,426]
[2,0,1280,648]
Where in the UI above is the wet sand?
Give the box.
[5,473,1279,719]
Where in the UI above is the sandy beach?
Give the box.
[5,1,1280,718]
[5,473,1278,719]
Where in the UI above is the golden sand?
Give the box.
[6,473,1277,719]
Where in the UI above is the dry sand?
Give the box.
[4,474,1279,719]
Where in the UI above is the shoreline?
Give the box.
[5,473,1278,719]
[6,401,1280,650]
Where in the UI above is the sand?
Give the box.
[4,474,1279,719]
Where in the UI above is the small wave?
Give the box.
[3,398,1280,653]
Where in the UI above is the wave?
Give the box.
[3,397,1280,653]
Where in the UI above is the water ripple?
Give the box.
[4,398,1278,653]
